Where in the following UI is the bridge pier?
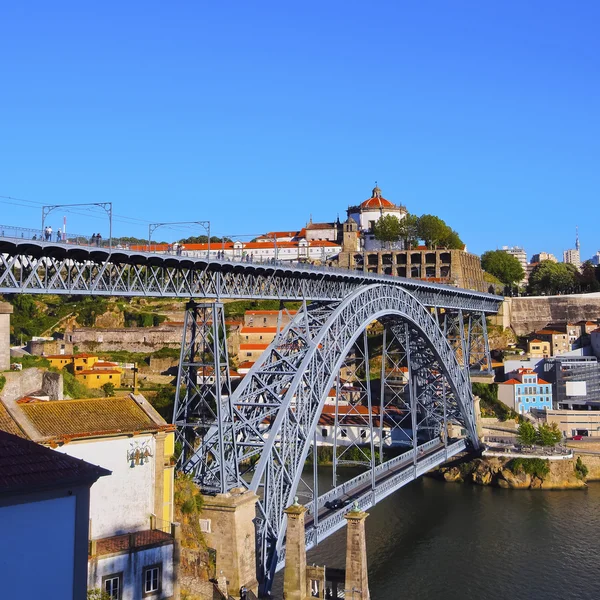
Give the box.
[0,302,12,371]
[200,488,258,598]
[283,500,308,600]
[344,506,370,600]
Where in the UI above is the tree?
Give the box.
[102,382,115,397]
[480,250,525,287]
[578,261,600,293]
[536,423,562,446]
[528,261,577,295]
[416,214,448,249]
[398,213,419,248]
[88,589,111,600]
[517,421,537,445]
[372,214,402,248]
[438,228,464,250]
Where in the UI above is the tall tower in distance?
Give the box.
[563,226,581,268]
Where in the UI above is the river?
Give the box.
[274,472,600,600]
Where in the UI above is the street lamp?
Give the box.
[148,221,211,258]
[42,202,113,249]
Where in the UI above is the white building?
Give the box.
[347,186,408,251]
[531,252,558,263]
[0,393,178,600]
[501,246,527,271]
[0,430,109,600]
[590,251,600,266]
[563,248,581,268]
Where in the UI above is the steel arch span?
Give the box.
[178,284,482,592]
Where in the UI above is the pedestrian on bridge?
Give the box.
[44,226,52,241]
[91,233,97,246]
[96,233,102,247]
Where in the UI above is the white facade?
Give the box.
[1,496,77,600]
[88,544,174,600]
[55,435,156,538]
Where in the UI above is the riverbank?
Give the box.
[434,452,600,490]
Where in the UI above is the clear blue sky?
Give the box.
[1,1,598,259]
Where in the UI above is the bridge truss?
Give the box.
[174,284,497,593]
[0,238,501,594]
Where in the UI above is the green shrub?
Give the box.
[0,374,5,392]
[575,456,588,480]
[508,458,550,479]
[11,355,51,369]
[102,382,115,397]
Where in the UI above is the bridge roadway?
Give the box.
[0,237,502,311]
[275,438,467,570]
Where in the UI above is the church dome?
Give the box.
[360,185,395,209]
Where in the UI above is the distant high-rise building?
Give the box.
[590,251,600,266]
[531,252,558,264]
[563,227,582,268]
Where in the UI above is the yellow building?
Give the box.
[76,368,122,389]
[528,338,551,358]
[46,353,99,371]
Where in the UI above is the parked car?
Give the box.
[325,498,350,510]
[570,435,584,441]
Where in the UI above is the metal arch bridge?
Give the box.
[0,238,502,593]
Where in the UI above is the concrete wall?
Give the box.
[0,368,63,402]
[67,326,183,352]
[88,544,174,600]
[0,301,12,371]
[1,495,76,600]
[55,435,156,538]
[504,293,600,336]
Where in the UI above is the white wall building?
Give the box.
[563,248,581,268]
[0,393,178,600]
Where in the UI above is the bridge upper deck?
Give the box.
[0,237,502,312]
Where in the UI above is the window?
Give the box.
[341,429,347,438]
[143,564,162,596]
[247,352,252,357]
[360,429,367,439]
[103,573,122,600]
[321,428,328,438]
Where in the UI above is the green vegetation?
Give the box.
[372,212,463,250]
[149,385,177,421]
[508,457,550,479]
[0,374,5,392]
[123,311,166,327]
[473,382,517,421]
[574,456,589,480]
[87,589,111,600]
[174,474,206,550]
[306,445,380,465]
[102,382,115,397]
[151,347,181,359]
[528,260,579,295]
[11,355,50,369]
[223,299,302,319]
[517,421,562,446]
[372,215,403,247]
[481,250,525,287]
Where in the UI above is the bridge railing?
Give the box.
[312,438,442,513]
[0,225,90,245]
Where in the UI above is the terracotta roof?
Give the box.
[0,430,110,496]
[77,369,122,375]
[18,397,169,442]
[529,339,544,344]
[95,529,172,556]
[238,361,255,369]
[538,379,551,385]
[0,403,26,438]
[360,196,395,209]
[45,353,97,359]
[241,327,278,334]
[239,343,270,350]
[501,379,520,385]
[261,231,300,239]
[535,329,566,335]
[246,310,298,315]
[306,222,336,230]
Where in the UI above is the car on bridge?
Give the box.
[325,498,350,510]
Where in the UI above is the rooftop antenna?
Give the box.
[576,226,580,251]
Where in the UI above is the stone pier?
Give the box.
[200,488,258,598]
[0,302,12,371]
[344,505,370,600]
[283,499,308,600]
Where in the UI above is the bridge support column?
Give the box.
[283,500,308,600]
[0,302,12,371]
[200,488,258,598]
[344,506,370,600]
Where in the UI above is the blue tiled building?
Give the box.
[498,368,553,414]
